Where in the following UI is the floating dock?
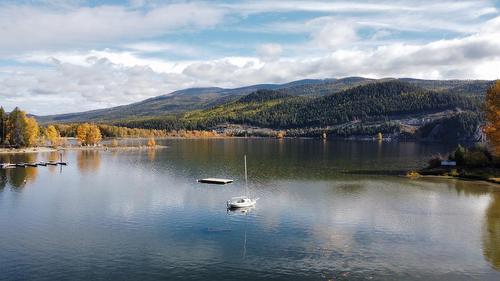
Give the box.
[197,178,233,184]
[1,162,68,169]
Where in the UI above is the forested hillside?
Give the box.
[37,77,491,124]
[112,81,482,137]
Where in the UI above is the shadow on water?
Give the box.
[483,191,500,270]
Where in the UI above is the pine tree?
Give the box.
[0,107,6,144]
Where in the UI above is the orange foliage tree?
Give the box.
[484,81,500,156]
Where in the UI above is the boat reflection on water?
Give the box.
[227,205,255,259]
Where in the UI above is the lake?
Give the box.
[1,139,499,280]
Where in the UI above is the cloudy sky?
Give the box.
[1,0,500,115]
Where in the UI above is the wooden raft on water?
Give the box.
[197,178,233,184]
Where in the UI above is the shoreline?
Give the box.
[342,169,500,186]
[411,174,500,186]
[0,145,168,154]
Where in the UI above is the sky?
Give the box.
[0,0,500,115]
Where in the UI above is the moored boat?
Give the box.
[227,196,258,209]
[226,155,258,209]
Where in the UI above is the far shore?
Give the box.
[0,145,168,154]
[410,174,500,186]
[343,169,500,186]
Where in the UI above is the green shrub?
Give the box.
[454,145,466,165]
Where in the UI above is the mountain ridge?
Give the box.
[37,77,492,124]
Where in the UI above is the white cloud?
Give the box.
[0,1,499,115]
[256,44,283,62]
[232,1,497,37]
[310,18,358,48]
[0,2,225,54]
[0,58,191,115]
[3,17,499,114]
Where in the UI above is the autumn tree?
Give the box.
[76,123,90,145]
[484,81,500,156]
[25,117,40,147]
[147,137,156,147]
[87,125,102,145]
[110,139,119,147]
[377,132,383,141]
[7,107,29,147]
[46,125,61,147]
[76,123,102,146]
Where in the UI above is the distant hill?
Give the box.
[37,77,491,124]
[37,77,492,143]
[111,80,484,143]
[36,79,322,123]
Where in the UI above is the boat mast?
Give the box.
[244,155,248,196]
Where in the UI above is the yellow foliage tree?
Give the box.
[484,80,500,156]
[147,137,156,147]
[25,117,40,147]
[377,132,383,141]
[76,123,90,145]
[87,125,102,146]
[76,123,102,146]
[46,125,61,147]
[110,139,119,147]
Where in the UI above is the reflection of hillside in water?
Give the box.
[484,192,500,271]
[158,139,455,182]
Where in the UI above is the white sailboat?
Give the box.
[226,155,258,209]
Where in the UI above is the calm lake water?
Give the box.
[1,139,500,281]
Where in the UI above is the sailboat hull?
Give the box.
[226,197,258,209]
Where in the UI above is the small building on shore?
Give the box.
[441,160,457,166]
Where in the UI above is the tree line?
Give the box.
[0,106,102,147]
[0,107,42,147]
